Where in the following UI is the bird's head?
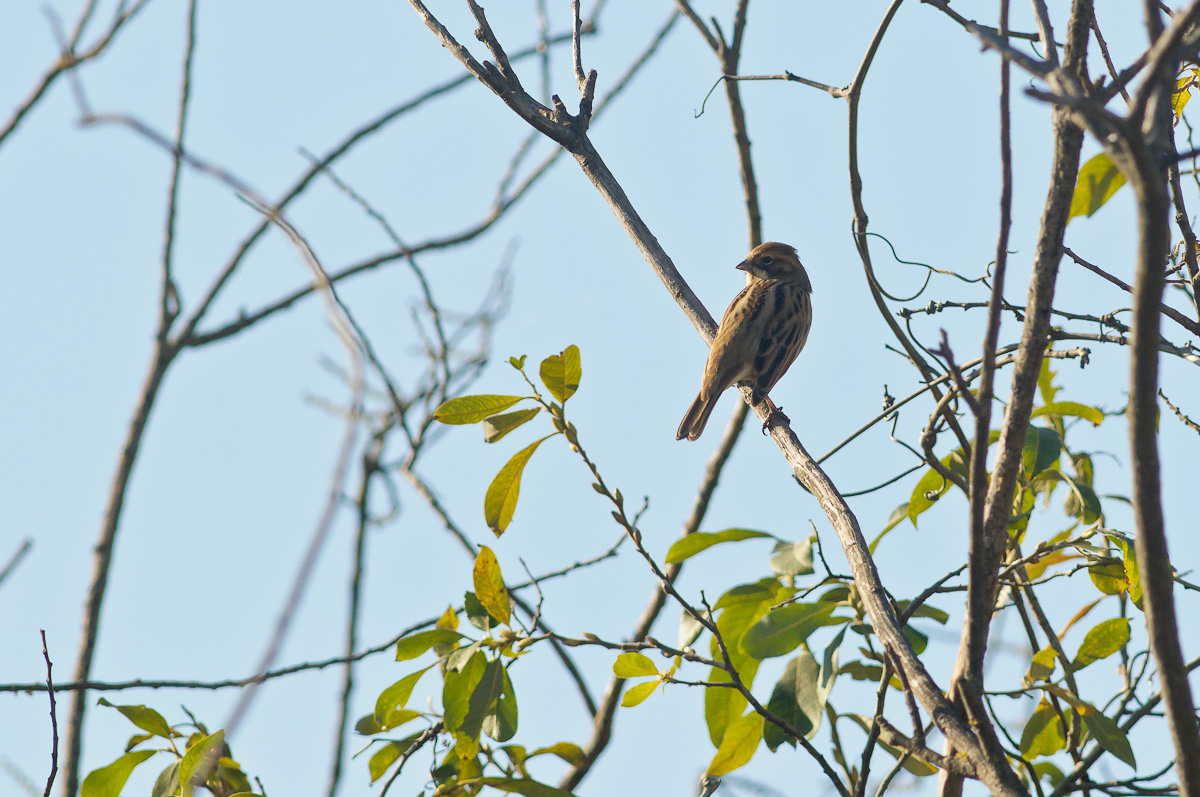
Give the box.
[735,242,810,287]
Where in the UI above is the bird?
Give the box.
[676,242,812,441]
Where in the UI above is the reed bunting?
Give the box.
[676,242,812,441]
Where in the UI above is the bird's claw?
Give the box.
[761,405,789,435]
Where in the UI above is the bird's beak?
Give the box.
[735,260,750,272]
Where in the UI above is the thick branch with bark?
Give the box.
[942,6,1091,796]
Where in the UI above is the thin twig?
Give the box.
[0,0,153,148]
[326,431,384,797]
[1064,247,1200,335]
[0,539,32,589]
[1159,388,1200,432]
[40,631,58,797]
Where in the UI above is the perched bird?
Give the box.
[676,242,813,441]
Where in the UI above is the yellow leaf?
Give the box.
[1069,152,1127,221]
[707,712,764,776]
[621,680,659,707]
[483,435,553,534]
[538,346,582,403]
[473,546,511,625]
[613,652,659,678]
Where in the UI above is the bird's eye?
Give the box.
[761,255,774,266]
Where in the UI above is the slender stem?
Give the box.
[1125,5,1200,788]
[945,0,1015,787]
[326,433,382,797]
[63,346,174,797]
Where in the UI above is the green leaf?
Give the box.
[907,449,968,526]
[818,585,849,604]
[1073,618,1130,670]
[356,709,421,735]
[464,591,498,632]
[434,395,526,425]
[1026,647,1057,684]
[1072,452,1095,486]
[768,536,815,577]
[473,545,511,625]
[707,712,764,777]
[1042,683,1089,712]
[1032,401,1104,426]
[481,662,518,742]
[1081,707,1136,766]
[528,742,585,766]
[679,608,706,650]
[713,579,780,611]
[1037,357,1060,404]
[1088,560,1126,596]
[444,651,487,757]
[82,750,158,797]
[369,740,404,783]
[476,777,578,796]
[96,698,175,739]
[396,629,465,661]
[446,640,485,672]
[621,680,659,707]
[1108,533,1143,608]
[740,603,838,659]
[1069,151,1127,221]
[368,734,422,782]
[509,355,527,370]
[125,732,154,750]
[904,625,928,655]
[484,435,554,535]
[483,408,541,443]
[705,582,782,744]
[459,658,508,749]
[763,651,821,751]
[539,346,582,403]
[375,666,433,723]
[892,602,949,625]
[1035,761,1066,787]
[872,504,909,552]
[819,627,845,707]
[179,730,225,797]
[839,661,884,681]
[664,528,773,564]
[1062,474,1102,524]
[613,651,659,678]
[151,762,180,797]
[1020,699,1067,758]
[1022,426,1062,478]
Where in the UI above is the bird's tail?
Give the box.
[677,392,717,441]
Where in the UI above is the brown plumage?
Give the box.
[677,242,813,441]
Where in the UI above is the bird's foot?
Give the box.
[761,404,789,435]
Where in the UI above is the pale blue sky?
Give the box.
[2,1,1197,796]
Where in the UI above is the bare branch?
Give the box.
[1160,388,1200,433]
[0,0,153,148]
[0,539,32,590]
[40,631,58,797]
[1064,247,1200,335]
[326,431,384,797]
